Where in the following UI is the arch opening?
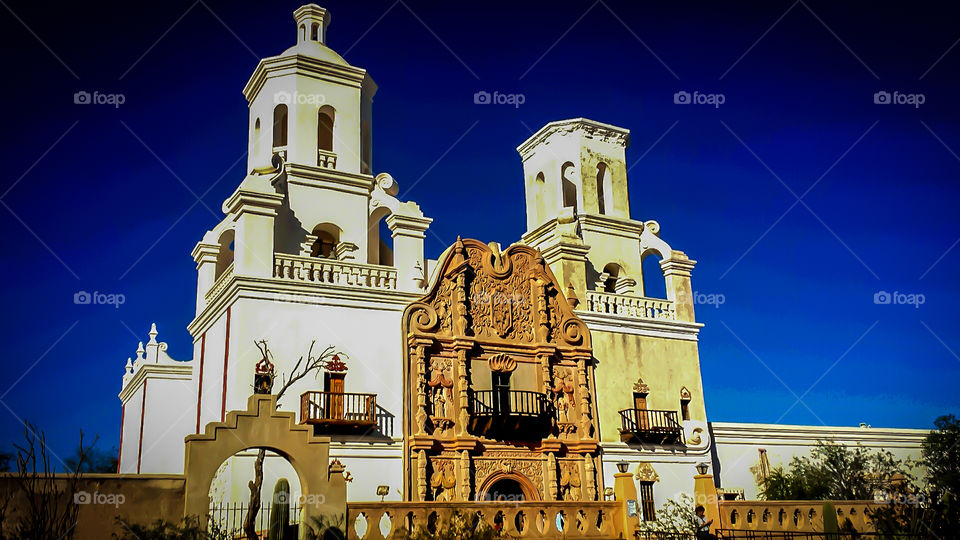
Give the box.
[310,223,341,259]
[273,104,289,148]
[479,473,538,502]
[317,105,335,153]
[641,252,666,299]
[561,162,577,211]
[215,229,235,279]
[596,162,611,215]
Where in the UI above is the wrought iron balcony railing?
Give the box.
[468,390,552,438]
[299,391,377,431]
[618,408,684,445]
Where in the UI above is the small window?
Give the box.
[638,482,655,522]
[535,171,545,183]
[681,399,690,421]
[273,104,288,147]
[311,22,319,41]
[561,161,577,210]
[253,118,261,156]
[596,162,607,214]
[317,106,334,152]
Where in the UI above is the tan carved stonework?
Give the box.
[402,238,600,501]
[634,377,650,394]
[635,462,660,483]
[488,353,517,373]
[559,461,582,501]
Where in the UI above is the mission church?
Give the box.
[115,3,926,521]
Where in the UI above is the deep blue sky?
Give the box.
[1,1,958,459]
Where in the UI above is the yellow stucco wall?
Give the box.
[591,329,706,442]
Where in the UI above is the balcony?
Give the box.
[618,409,684,444]
[583,290,676,321]
[317,149,337,169]
[274,253,397,290]
[468,390,552,438]
[299,391,377,432]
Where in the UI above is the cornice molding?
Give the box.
[243,54,369,102]
[709,421,930,447]
[188,274,421,339]
[119,363,193,403]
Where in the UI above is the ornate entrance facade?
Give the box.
[402,238,603,502]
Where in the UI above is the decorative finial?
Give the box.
[125,357,133,374]
[136,342,145,361]
[148,323,158,344]
[253,340,275,394]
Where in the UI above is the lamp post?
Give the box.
[693,461,719,537]
[612,460,639,534]
[377,485,389,502]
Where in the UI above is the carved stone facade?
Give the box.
[402,239,602,501]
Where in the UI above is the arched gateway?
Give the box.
[401,238,603,502]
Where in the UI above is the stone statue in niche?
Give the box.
[427,358,453,416]
[551,366,576,426]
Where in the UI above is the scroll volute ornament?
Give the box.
[488,353,517,373]
[402,238,591,348]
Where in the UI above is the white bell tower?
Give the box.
[243,4,375,177]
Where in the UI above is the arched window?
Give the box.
[215,229,235,279]
[596,162,608,214]
[317,106,334,152]
[310,22,319,41]
[252,118,261,156]
[535,171,545,183]
[680,387,691,421]
[641,252,666,298]
[299,24,305,42]
[561,162,577,210]
[602,263,622,293]
[273,104,288,148]
[310,224,341,259]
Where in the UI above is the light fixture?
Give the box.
[616,460,629,473]
[696,462,709,475]
[377,485,389,502]
[604,487,615,501]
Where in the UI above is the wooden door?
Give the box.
[633,393,648,430]
[328,374,345,420]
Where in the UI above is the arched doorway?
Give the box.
[479,473,538,502]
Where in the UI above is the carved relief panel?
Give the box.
[402,239,601,502]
